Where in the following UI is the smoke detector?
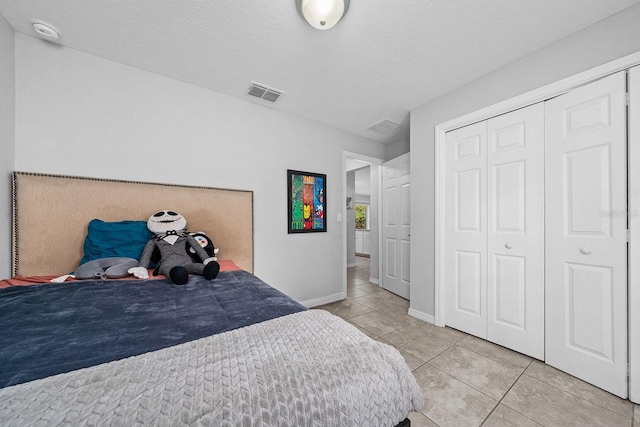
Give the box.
[247,82,284,103]
[31,19,60,42]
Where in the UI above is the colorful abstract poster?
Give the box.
[287,170,326,233]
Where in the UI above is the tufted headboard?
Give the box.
[11,172,253,277]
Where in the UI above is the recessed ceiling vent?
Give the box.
[367,118,401,134]
[247,82,284,103]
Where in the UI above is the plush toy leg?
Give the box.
[104,258,139,278]
[169,266,189,285]
[185,261,220,281]
[74,257,139,280]
[203,261,220,280]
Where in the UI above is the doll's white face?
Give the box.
[147,210,187,234]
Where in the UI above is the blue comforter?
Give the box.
[0,270,306,388]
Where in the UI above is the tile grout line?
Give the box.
[519,370,634,421]
[428,354,500,400]
[453,341,532,373]
[478,358,541,426]
[422,350,546,425]
[424,362,505,411]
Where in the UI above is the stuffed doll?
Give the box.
[128,210,220,285]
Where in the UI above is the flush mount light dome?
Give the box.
[31,19,60,41]
[296,0,350,30]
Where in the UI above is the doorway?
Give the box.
[343,152,383,293]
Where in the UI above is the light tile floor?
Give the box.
[315,256,640,427]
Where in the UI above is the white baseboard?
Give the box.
[369,277,379,285]
[408,308,436,325]
[301,292,346,308]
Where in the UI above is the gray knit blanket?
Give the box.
[0,310,422,426]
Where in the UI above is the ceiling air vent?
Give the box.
[247,82,284,103]
[367,118,401,134]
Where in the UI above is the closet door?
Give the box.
[487,103,545,359]
[545,71,627,398]
[445,122,488,338]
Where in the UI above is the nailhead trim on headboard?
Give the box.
[11,172,19,277]
[11,171,254,277]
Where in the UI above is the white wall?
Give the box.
[13,33,386,303]
[0,16,14,279]
[410,4,640,317]
[354,166,370,196]
[354,194,370,204]
[386,138,409,160]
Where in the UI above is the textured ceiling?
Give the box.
[1,0,639,144]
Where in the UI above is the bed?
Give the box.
[0,172,422,426]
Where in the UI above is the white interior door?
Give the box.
[445,104,545,355]
[545,71,628,398]
[487,103,545,359]
[444,122,488,338]
[630,65,640,404]
[382,153,410,299]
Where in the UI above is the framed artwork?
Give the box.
[287,169,326,233]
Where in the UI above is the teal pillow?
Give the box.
[79,219,152,266]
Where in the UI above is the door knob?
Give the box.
[505,243,513,249]
[580,247,592,255]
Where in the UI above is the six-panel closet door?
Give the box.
[545,71,628,398]
[444,121,488,339]
[444,103,545,358]
[487,104,545,359]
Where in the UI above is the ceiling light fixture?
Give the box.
[31,19,60,42]
[296,0,350,30]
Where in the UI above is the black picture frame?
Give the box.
[287,169,327,233]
